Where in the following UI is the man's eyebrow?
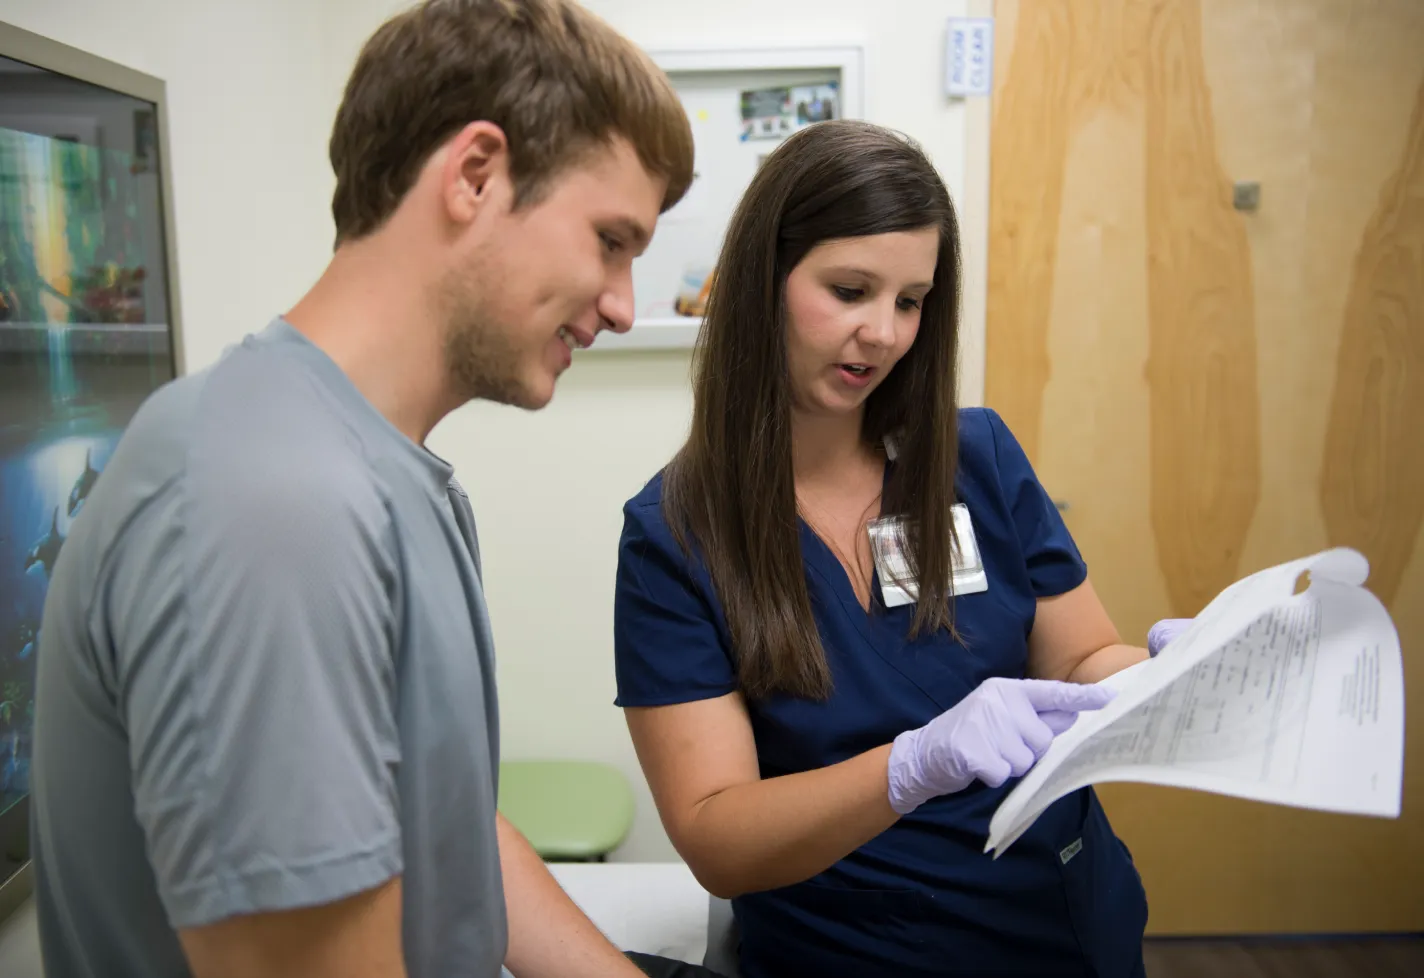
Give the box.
[609,217,651,249]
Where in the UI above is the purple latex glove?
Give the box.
[1147,618,1192,657]
[887,677,1117,815]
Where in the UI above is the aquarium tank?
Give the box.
[0,21,183,921]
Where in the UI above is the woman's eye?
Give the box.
[897,296,923,311]
[832,285,863,302]
[600,232,624,254]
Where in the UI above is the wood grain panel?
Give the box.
[1201,0,1321,587]
[1305,2,1424,901]
[1319,76,1424,606]
[984,1,1074,458]
[1142,0,1261,617]
[1030,19,1167,647]
[987,0,1424,934]
[1096,1,1326,935]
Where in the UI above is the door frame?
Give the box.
[957,0,995,408]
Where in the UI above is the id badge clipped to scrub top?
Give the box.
[868,504,989,608]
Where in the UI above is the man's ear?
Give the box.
[441,121,510,226]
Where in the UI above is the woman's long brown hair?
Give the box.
[663,120,963,701]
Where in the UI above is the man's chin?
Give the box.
[507,369,558,412]
[460,370,554,411]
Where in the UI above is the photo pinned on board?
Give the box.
[739,81,838,142]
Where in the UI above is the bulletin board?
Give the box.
[592,46,865,353]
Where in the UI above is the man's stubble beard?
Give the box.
[439,253,541,410]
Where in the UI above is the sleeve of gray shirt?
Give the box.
[95,437,403,930]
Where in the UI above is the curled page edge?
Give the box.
[1306,547,1370,587]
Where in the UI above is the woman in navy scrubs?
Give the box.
[614,121,1154,977]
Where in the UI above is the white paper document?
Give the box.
[986,548,1404,857]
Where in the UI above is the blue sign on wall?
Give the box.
[945,17,995,97]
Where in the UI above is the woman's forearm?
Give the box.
[680,744,899,899]
[1065,643,1148,684]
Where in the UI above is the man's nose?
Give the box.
[599,268,634,334]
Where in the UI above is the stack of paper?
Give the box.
[987,548,1404,857]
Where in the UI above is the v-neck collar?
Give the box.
[801,522,951,711]
[798,518,883,619]
[796,459,963,712]
[795,458,894,617]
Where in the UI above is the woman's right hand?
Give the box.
[886,677,1116,814]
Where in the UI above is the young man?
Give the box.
[29,2,702,976]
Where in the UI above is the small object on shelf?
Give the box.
[673,264,714,318]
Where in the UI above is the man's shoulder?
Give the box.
[107,340,392,554]
[127,328,362,449]
[196,336,369,454]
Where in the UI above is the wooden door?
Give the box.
[986,0,1424,934]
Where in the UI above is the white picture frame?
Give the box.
[588,44,866,354]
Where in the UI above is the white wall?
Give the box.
[0,0,990,872]
[0,897,40,978]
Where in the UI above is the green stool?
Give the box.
[498,760,635,862]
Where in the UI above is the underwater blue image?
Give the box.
[0,123,175,816]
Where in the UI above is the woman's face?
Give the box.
[783,228,939,419]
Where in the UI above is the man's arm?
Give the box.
[106,452,407,969]
[178,880,405,978]
[498,814,646,978]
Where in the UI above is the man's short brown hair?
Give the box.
[329,0,694,244]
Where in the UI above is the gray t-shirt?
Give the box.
[30,319,507,977]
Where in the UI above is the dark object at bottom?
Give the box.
[627,950,729,978]
[1143,935,1424,978]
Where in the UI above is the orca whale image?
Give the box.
[68,447,101,516]
[23,507,65,579]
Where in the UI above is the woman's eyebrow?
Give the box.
[826,265,934,291]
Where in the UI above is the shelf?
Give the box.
[580,316,701,353]
[0,320,172,356]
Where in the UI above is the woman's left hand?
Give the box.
[1147,618,1192,657]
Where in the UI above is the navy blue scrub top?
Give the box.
[614,408,1149,978]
